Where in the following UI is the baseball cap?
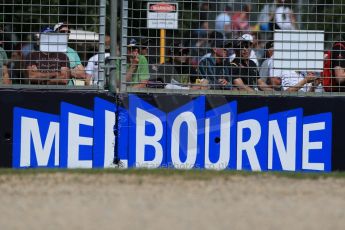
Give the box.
[234,39,251,49]
[127,38,138,49]
[241,33,253,43]
[40,26,54,33]
[53,22,68,32]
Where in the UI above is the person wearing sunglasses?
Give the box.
[230,38,260,92]
[53,22,90,85]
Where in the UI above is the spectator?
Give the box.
[271,69,320,92]
[257,2,276,32]
[231,4,251,38]
[215,4,233,38]
[53,22,90,85]
[25,27,70,85]
[15,33,41,85]
[139,38,151,57]
[9,43,25,84]
[275,0,297,30]
[190,24,211,67]
[196,2,210,38]
[189,2,211,64]
[199,1,210,23]
[230,39,262,92]
[139,37,159,76]
[126,39,150,88]
[86,35,119,86]
[149,40,197,88]
[229,34,259,66]
[327,42,345,91]
[0,28,10,84]
[259,41,281,91]
[21,33,40,59]
[198,36,232,90]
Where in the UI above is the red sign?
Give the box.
[149,3,176,13]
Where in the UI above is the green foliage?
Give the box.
[2,0,345,45]
[301,0,345,43]
[2,0,101,38]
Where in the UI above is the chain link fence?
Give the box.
[120,0,345,95]
[0,0,107,89]
[2,1,345,95]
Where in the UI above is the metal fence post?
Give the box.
[120,0,128,93]
[99,0,106,89]
[108,0,118,92]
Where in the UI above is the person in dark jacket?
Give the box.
[198,36,232,90]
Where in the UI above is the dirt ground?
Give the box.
[0,172,344,230]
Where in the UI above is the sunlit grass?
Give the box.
[0,168,344,180]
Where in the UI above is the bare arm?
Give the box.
[126,65,149,88]
[257,78,273,91]
[285,78,308,92]
[285,73,316,92]
[26,65,60,84]
[126,55,148,88]
[334,66,345,78]
[2,65,11,84]
[308,78,322,92]
[132,80,149,88]
[269,77,282,88]
[126,65,137,82]
[233,78,255,92]
[47,67,71,85]
[126,55,139,83]
[71,64,91,85]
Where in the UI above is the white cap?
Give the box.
[53,22,65,32]
[241,33,253,43]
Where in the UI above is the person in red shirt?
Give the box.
[232,4,251,38]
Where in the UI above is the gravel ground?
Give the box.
[0,172,344,230]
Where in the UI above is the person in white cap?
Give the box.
[229,33,258,66]
[230,39,258,92]
[54,22,90,85]
[230,38,272,92]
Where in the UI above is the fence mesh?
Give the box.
[120,0,345,95]
[0,0,105,88]
[2,1,345,95]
